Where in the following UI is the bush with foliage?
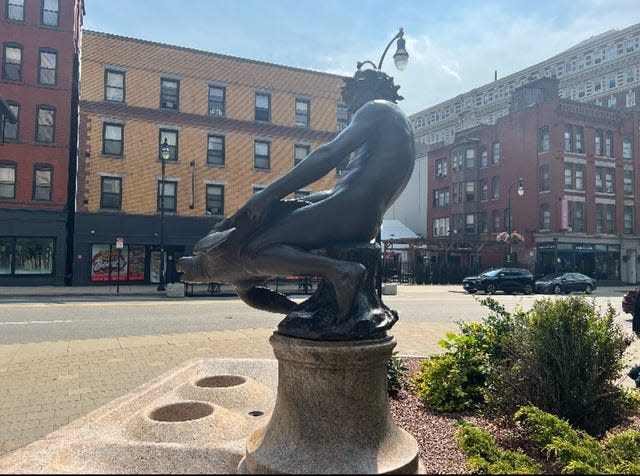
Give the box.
[455,419,541,474]
[515,405,640,474]
[412,297,521,412]
[387,350,409,396]
[490,296,634,436]
[413,295,635,436]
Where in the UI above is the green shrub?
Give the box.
[387,350,409,396]
[515,405,640,474]
[454,420,541,474]
[412,297,519,412]
[491,297,632,436]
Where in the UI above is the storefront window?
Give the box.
[0,237,13,274]
[14,238,53,274]
[91,244,145,282]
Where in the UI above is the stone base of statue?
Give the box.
[278,243,397,341]
[239,333,422,474]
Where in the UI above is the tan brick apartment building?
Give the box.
[72,31,346,286]
[427,78,640,284]
[0,0,83,286]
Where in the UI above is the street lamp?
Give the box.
[361,27,409,297]
[157,137,170,291]
[507,178,525,264]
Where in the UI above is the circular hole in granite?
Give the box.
[148,402,213,422]
[248,410,264,417]
[195,375,246,388]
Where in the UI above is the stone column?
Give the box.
[241,333,421,474]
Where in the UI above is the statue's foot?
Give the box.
[176,255,209,282]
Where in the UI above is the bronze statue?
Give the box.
[177,68,415,340]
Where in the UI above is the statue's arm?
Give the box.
[255,103,377,202]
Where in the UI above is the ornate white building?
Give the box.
[410,22,640,148]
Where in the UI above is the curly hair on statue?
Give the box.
[341,68,404,105]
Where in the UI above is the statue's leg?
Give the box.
[249,244,366,322]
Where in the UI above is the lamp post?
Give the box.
[507,178,525,264]
[358,27,409,297]
[157,138,170,291]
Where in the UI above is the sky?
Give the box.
[82,0,639,116]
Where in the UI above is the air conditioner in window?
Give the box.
[210,108,223,116]
[163,101,175,108]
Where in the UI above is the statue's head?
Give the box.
[341,68,403,113]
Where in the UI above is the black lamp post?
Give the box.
[507,178,525,263]
[358,27,409,297]
[157,137,170,291]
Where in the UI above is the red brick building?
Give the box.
[0,0,84,285]
[427,78,640,284]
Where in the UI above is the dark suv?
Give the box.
[462,267,534,295]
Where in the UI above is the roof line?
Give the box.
[83,30,349,81]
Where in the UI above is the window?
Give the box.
[295,98,310,127]
[105,70,125,102]
[336,103,349,131]
[208,85,225,116]
[6,0,24,21]
[100,176,121,209]
[564,124,573,152]
[255,92,270,122]
[159,130,177,161]
[627,90,636,108]
[492,210,500,232]
[433,187,450,207]
[605,131,613,157]
[465,148,475,169]
[567,201,585,233]
[432,217,449,237]
[435,157,447,177]
[624,205,634,235]
[624,170,634,196]
[157,180,177,212]
[465,213,476,234]
[3,44,22,81]
[491,176,500,199]
[452,150,463,170]
[539,164,550,192]
[595,129,603,155]
[294,144,309,166]
[539,126,550,152]
[479,212,488,233]
[564,163,585,190]
[36,106,55,143]
[480,148,488,168]
[608,96,617,108]
[32,164,52,201]
[3,102,18,141]
[465,181,475,201]
[254,140,270,170]
[41,0,59,26]
[575,126,584,153]
[623,137,633,159]
[595,166,615,193]
[491,142,500,165]
[540,203,550,230]
[38,49,57,85]
[206,135,225,166]
[14,238,54,274]
[206,184,224,215]
[480,180,488,201]
[160,78,179,109]
[103,123,123,156]
[595,203,615,234]
[0,162,16,199]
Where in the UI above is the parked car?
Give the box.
[462,267,534,295]
[534,272,596,294]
